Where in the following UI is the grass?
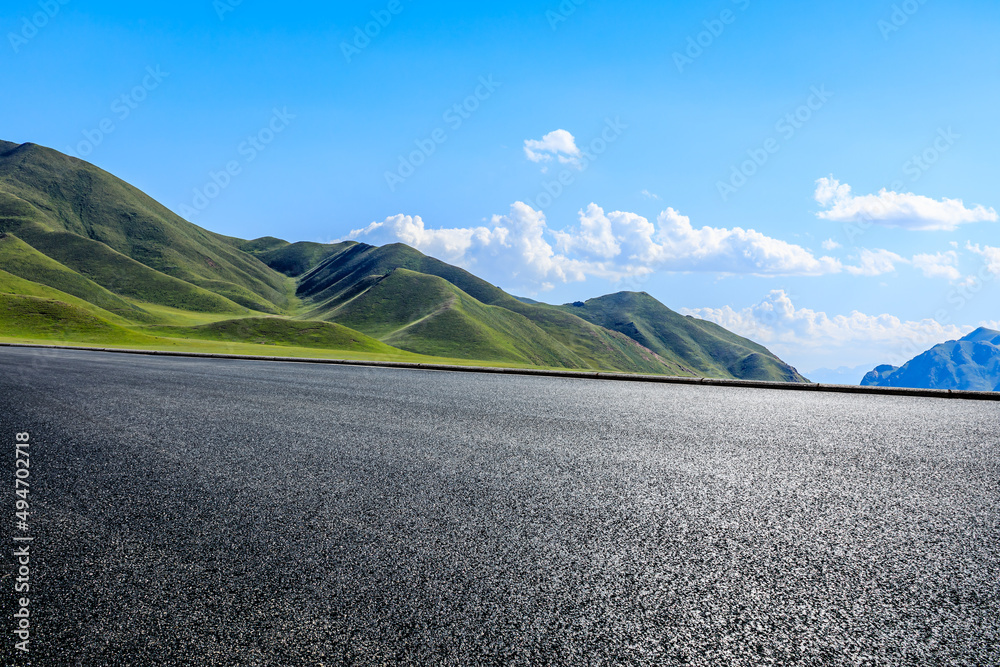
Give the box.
[0,269,136,325]
[297,243,697,375]
[0,232,155,322]
[11,224,254,315]
[0,292,504,366]
[305,268,591,366]
[256,241,357,277]
[0,332,593,371]
[0,294,158,345]
[124,301,263,326]
[0,141,288,310]
[557,291,809,382]
[144,317,401,355]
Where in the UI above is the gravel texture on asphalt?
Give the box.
[1,346,999,666]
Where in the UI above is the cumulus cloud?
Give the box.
[822,238,842,251]
[524,130,582,170]
[542,204,845,276]
[683,290,980,370]
[637,208,844,275]
[553,203,621,259]
[912,251,961,281]
[641,189,661,200]
[814,176,998,231]
[347,214,501,267]
[348,203,610,293]
[349,202,853,291]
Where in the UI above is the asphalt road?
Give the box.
[2,347,999,666]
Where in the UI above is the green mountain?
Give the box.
[861,328,1000,391]
[287,242,689,373]
[245,239,358,278]
[0,140,288,313]
[556,292,808,383]
[0,140,809,380]
[265,239,806,380]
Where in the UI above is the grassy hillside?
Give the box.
[296,242,812,378]
[254,240,357,277]
[298,243,702,375]
[557,292,809,382]
[316,268,604,366]
[0,268,138,325]
[0,141,288,310]
[10,224,253,314]
[0,293,160,345]
[0,232,156,322]
[144,317,401,355]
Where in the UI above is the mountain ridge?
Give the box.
[862,328,1000,391]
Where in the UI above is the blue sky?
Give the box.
[4,0,1000,374]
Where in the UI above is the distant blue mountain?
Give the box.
[861,328,1000,391]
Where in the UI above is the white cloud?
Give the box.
[348,204,611,293]
[556,205,845,276]
[638,207,844,276]
[822,238,842,251]
[912,251,961,281]
[683,290,978,370]
[554,203,621,259]
[966,242,1000,276]
[844,248,905,277]
[524,130,582,170]
[641,189,661,200]
[347,214,501,267]
[814,176,998,231]
[348,202,852,291]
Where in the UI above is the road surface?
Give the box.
[2,347,998,665]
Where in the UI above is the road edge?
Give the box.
[3,341,999,401]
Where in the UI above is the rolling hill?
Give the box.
[861,328,1000,391]
[0,140,288,313]
[0,139,809,380]
[273,240,806,380]
[556,292,808,383]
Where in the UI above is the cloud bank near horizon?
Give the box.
[683,290,1000,371]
